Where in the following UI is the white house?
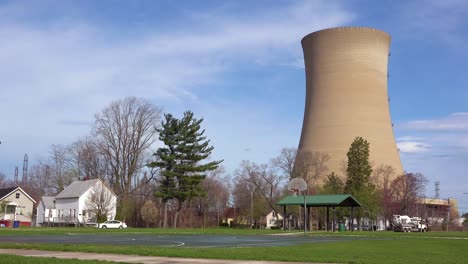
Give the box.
[36,179,117,227]
[265,210,283,229]
[36,196,57,226]
[0,187,36,227]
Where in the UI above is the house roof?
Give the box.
[0,186,37,203]
[223,207,241,218]
[41,196,55,209]
[55,179,100,199]
[0,187,16,200]
[276,194,361,207]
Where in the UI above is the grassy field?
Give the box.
[0,254,126,264]
[0,228,467,264]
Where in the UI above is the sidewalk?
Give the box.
[0,249,320,264]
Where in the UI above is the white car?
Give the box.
[98,220,127,229]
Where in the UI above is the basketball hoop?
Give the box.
[287,178,307,194]
[287,178,308,235]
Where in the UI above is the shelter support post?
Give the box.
[349,207,351,230]
[332,206,336,232]
[283,205,286,231]
[326,206,329,231]
[303,194,307,235]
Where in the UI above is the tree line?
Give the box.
[0,97,444,229]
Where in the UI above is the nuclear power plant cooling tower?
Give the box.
[296,27,403,179]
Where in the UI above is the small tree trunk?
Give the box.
[163,201,168,228]
[189,208,193,228]
[174,211,179,228]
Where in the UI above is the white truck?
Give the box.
[392,215,428,232]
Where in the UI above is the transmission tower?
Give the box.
[435,181,440,199]
[22,154,28,184]
[14,166,18,185]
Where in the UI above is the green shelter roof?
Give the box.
[276,194,361,207]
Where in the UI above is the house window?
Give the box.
[6,206,15,214]
[16,193,20,199]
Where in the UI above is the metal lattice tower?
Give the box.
[14,166,18,185]
[435,181,440,199]
[22,154,28,184]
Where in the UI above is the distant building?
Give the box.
[419,197,459,225]
[36,179,117,227]
[0,187,36,226]
[265,210,283,229]
[36,196,57,226]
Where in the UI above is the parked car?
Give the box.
[98,220,127,229]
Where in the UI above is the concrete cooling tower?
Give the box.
[296,27,403,179]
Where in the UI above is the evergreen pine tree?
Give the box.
[322,172,344,194]
[344,137,378,229]
[149,111,222,228]
[345,137,373,194]
[175,111,222,203]
[151,114,179,202]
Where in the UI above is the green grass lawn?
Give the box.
[308,230,468,238]
[0,228,467,264]
[0,254,127,264]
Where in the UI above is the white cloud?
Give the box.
[0,1,354,173]
[396,113,468,206]
[398,0,468,49]
[397,112,468,131]
[396,136,425,142]
[397,141,431,153]
[142,1,354,66]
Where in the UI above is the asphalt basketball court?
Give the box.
[0,233,376,248]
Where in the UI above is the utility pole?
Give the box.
[447,198,450,232]
[250,188,254,230]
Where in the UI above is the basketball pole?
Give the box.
[287,178,308,235]
[303,190,307,235]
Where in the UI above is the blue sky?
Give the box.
[0,0,467,213]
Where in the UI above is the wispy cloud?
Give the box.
[0,1,354,173]
[398,0,468,49]
[397,113,468,131]
[396,114,468,202]
[397,141,431,153]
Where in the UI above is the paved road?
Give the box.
[0,233,373,248]
[0,249,329,264]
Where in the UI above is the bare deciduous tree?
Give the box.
[26,161,53,197]
[271,147,297,181]
[293,151,330,193]
[197,166,230,227]
[85,180,116,222]
[69,137,106,180]
[391,172,428,216]
[234,161,284,228]
[49,144,75,193]
[0,172,8,188]
[372,164,397,227]
[93,97,162,196]
[140,200,158,228]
